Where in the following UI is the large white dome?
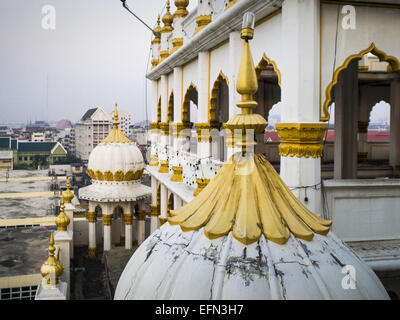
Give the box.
[114,224,388,300]
[114,153,389,300]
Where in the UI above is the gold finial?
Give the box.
[56,197,70,232]
[62,177,74,204]
[162,0,173,32]
[40,232,63,285]
[113,103,120,128]
[224,12,266,152]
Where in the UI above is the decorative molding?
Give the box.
[255,53,281,86]
[158,160,169,173]
[209,70,229,122]
[88,168,144,181]
[171,166,183,182]
[87,211,97,223]
[195,122,222,142]
[88,247,97,259]
[159,122,170,135]
[276,123,328,158]
[150,205,160,216]
[170,122,193,137]
[193,178,210,196]
[103,214,112,226]
[136,210,147,221]
[171,38,184,53]
[149,154,159,166]
[124,213,133,225]
[194,14,212,35]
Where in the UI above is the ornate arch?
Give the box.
[321,43,400,121]
[168,91,174,122]
[182,83,198,122]
[255,53,282,86]
[209,70,229,123]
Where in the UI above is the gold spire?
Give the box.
[168,12,332,246]
[161,0,173,33]
[40,232,63,285]
[152,14,162,45]
[62,177,74,204]
[102,103,131,143]
[56,197,70,231]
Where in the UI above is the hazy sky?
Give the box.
[0,0,195,125]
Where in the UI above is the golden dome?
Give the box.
[55,198,70,232]
[102,103,131,144]
[62,177,74,204]
[40,232,63,285]
[161,0,173,33]
[174,0,189,18]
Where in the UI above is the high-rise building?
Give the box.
[74,107,112,161]
[109,109,132,138]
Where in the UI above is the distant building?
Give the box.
[0,150,13,170]
[56,119,73,130]
[129,125,149,146]
[0,137,67,168]
[110,109,132,138]
[74,107,112,161]
[31,132,45,142]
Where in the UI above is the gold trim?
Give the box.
[88,211,97,223]
[225,0,238,11]
[171,166,183,182]
[136,210,146,221]
[103,214,112,226]
[254,8,282,27]
[182,83,198,122]
[161,0,173,33]
[194,14,212,35]
[149,154,159,166]
[174,0,189,18]
[170,122,193,138]
[160,50,170,62]
[171,38,183,53]
[255,53,281,86]
[159,217,168,225]
[195,122,221,142]
[88,168,144,181]
[88,247,97,259]
[275,123,328,158]
[150,205,160,216]
[193,178,210,196]
[167,91,174,122]
[158,160,169,173]
[209,70,229,122]
[159,122,170,135]
[321,43,400,121]
[124,213,133,225]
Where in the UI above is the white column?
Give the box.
[137,201,147,245]
[124,213,133,250]
[87,202,97,258]
[103,204,112,251]
[173,193,182,209]
[279,0,323,213]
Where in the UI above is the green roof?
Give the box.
[10,139,17,150]
[0,137,10,149]
[18,141,57,152]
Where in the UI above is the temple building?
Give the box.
[117,0,400,299]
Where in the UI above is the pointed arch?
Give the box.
[321,43,400,121]
[182,83,198,123]
[255,53,282,86]
[209,70,229,123]
[168,90,174,122]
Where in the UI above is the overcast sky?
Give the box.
[0,0,196,125]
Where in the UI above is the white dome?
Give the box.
[114,224,388,300]
[88,142,144,181]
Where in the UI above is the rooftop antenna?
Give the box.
[120,0,159,37]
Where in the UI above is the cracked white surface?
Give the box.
[114,223,389,300]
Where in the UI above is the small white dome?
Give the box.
[88,142,144,181]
